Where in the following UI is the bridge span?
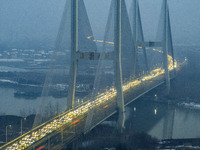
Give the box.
[0,57,186,150]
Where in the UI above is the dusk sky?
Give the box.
[0,0,199,46]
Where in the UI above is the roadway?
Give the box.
[0,55,187,150]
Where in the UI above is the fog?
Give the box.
[1,0,200,149]
[0,0,200,48]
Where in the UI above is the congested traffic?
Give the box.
[3,53,184,150]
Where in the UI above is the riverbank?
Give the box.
[0,115,35,146]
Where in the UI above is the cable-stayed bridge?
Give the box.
[0,0,187,149]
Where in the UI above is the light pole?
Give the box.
[6,125,12,143]
[21,118,26,135]
[155,94,158,101]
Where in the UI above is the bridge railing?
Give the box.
[0,93,107,149]
[0,57,187,150]
[0,82,119,150]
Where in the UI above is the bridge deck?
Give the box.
[0,60,186,150]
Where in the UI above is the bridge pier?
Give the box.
[61,128,64,144]
[73,139,79,150]
[48,136,51,150]
[163,105,175,139]
[114,0,125,133]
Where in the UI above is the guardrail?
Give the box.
[0,58,187,150]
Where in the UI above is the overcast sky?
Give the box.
[0,0,200,47]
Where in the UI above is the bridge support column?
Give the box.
[163,0,170,95]
[73,139,78,150]
[114,0,125,133]
[48,136,51,150]
[67,0,79,110]
[136,0,149,72]
[163,105,175,139]
[61,128,64,144]
[167,4,176,77]
[132,0,138,77]
[131,0,149,73]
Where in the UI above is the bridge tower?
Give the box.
[67,0,98,110]
[67,0,78,110]
[68,0,136,133]
[163,0,170,95]
[131,0,149,72]
[114,0,125,133]
[137,0,175,95]
[161,0,176,94]
[83,0,137,133]
[162,0,176,139]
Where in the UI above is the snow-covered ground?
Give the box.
[178,102,200,110]
[0,66,26,72]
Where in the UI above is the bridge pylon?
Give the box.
[67,0,79,110]
[136,0,175,95]
[159,0,176,95]
[67,0,98,110]
[66,0,130,133]
[162,0,170,95]
[114,0,125,133]
[131,0,149,72]
[112,0,140,132]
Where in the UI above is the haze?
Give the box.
[0,0,199,48]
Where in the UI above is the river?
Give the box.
[126,98,200,139]
[1,85,200,139]
[0,46,200,139]
[0,86,67,117]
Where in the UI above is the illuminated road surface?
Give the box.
[1,55,186,150]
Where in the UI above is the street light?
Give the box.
[21,118,26,135]
[6,125,12,143]
[154,94,158,101]
[154,109,157,115]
